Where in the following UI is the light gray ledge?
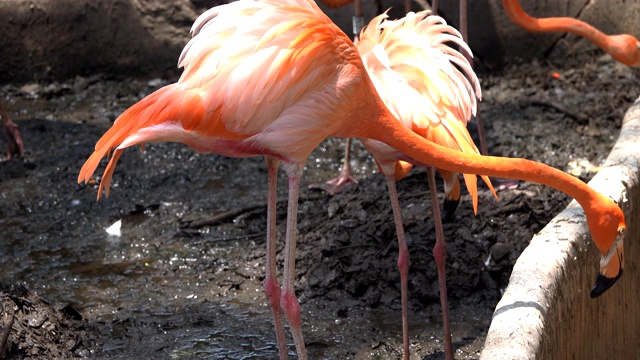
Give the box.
[481,96,640,360]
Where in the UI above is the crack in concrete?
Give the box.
[543,0,592,61]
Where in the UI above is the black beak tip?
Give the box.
[590,269,623,298]
[441,198,460,222]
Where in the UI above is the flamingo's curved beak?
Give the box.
[590,243,624,298]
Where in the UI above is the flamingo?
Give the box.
[0,100,25,159]
[77,0,626,359]
[502,0,640,67]
[356,11,497,358]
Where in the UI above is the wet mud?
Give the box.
[0,56,637,359]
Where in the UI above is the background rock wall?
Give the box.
[0,0,222,83]
[1,0,639,83]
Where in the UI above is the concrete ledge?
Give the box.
[481,96,640,359]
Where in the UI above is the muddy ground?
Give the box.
[0,53,637,359]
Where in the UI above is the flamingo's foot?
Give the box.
[493,177,520,191]
[309,171,358,195]
[281,289,307,360]
[264,277,288,359]
[3,120,25,160]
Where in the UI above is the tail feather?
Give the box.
[444,115,497,201]
[427,114,498,211]
[99,149,123,199]
[78,84,210,199]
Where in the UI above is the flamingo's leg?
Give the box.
[384,174,411,360]
[263,157,289,359]
[427,167,454,360]
[309,139,358,195]
[280,163,307,360]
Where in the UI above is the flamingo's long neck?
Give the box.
[337,52,622,257]
[502,0,610,51]
[356,99,597,209]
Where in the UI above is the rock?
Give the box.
[2,0,639,83]
[19,83,40,95]
[490,242,512,261]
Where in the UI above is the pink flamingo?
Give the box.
[356,10,496,358]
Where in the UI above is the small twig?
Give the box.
[184,204,264,229]
[403,190,430,199]
[191,232,265,246]
[182,192,324,229]
[333,243,377,252]
[12,317,46,350]
[0,310,15,358]
[523,99,590,125]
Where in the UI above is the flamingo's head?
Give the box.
[606,34,640,68]
[588,198,626,298]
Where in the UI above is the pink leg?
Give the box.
[493,177,520,191]
[263,157,288,359]
[308,139,357,195]
[384,175,410,360]
[427,168,453,360]
[280,163,307,360]
[464,9,489,160]
[459,0,471,66]
[3,120,24,159]
[458,0,488,157]
[474,112,488,156]
[0,101,25,159]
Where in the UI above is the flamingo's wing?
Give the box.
[79,0,362,197]
[358,11,480,130]
[177,0,358,135]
